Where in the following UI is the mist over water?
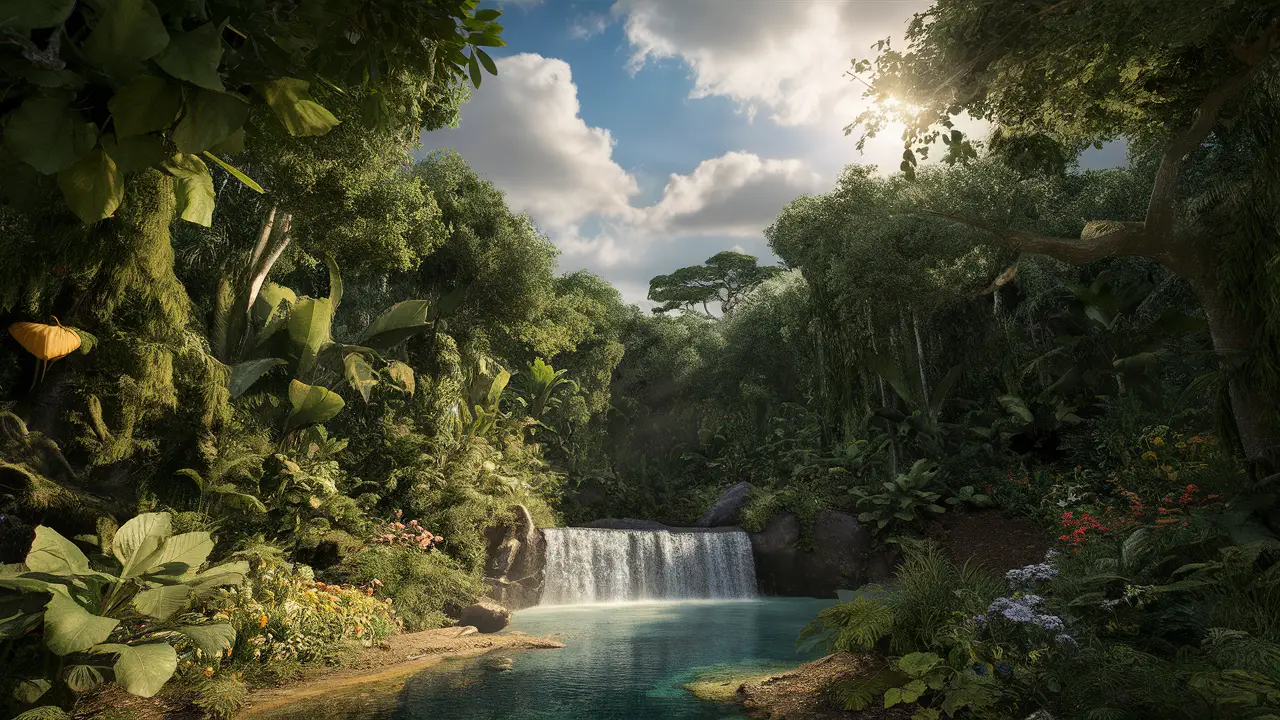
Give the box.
[540,528,758,605]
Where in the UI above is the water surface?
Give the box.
[257,598,834,720]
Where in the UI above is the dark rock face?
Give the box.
[483,505,546,610]
[749,510,894,597]
[458,598,511,633]
[694,481,753,527]
[578,519,741,534]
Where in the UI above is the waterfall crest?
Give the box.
[540,527,757,605]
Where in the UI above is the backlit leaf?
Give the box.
[202,151,263,192]
[163,153,215,226]
[255,78,340,137]
[386,360,415,396]
[343,353,377,402]
[113,513,170,574]
[286,380,345,430]
[58,149,124,223]
[357,300,432,350]
[287,297,333,375]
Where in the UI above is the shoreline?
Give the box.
[237,626,566,718]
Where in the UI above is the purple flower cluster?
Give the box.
[975,593,1067,633]
[1005,561,1058,589]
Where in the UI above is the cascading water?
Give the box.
[539,527,757,605]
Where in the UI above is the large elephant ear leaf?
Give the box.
[287,297,333,376]
[132,584,191,621]
[229,358,287,398]
[342,353,377,402]
[177,624,235,657]
[92,642,178,698]
[43,593,119,655]
[286,380,345,430]
[357,300,432,351]
[146,532,214,577]
[113,513,171,575]
[26,526,91,575]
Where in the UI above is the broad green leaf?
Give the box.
[342,353,377,402]
[475,48,497,75]
[163,153,215,226]
[286,380,345,430]
[229,358,287,398]
[147,532,213,576]
[13,678,51,703]
[83,0,170,79]
[43,593,119,655]
[287,297,333,375]
[100,133,168,174]
[255,78,340,136]
[113,512,171,574]
[386,360,415,396]
[253,283,297,327]
[900,679,928,703]
[189,561,248,598]
[208,484,267,513]
[155,22,225,90]
[108,75,182,138]
[172,90,249,154]
[64,664,105,693]
[486,368,510,410]
[93,642,178,698]
[468,52,482,87]
[202,151,263,192]
[473,8,502,21]
[0,0,75,30]
[883,687,902,708]
[58,149,124,223]
[898,652,942,676]
[133,584,191,621]
[3,94,97,174]
[357,300,432,350]
[26,526,91,575]
[325,255,343,310]
[997,394,1034,423]
[177,624,235,658]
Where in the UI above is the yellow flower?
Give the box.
[1153,436,1165,447]
[1141,451,1158,462]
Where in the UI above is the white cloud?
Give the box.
[639,152,825,237]
[613,0,928,128]
[418,54,638,232]
[570,12,610,39]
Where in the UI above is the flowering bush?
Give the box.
[207,558,400,666]
[371,510,442,550]
[1057,484,1222,550]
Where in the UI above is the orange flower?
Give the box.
[258,614,269,628]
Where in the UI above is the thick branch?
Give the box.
[1146,18,1280,238]
[920,211,1149,264]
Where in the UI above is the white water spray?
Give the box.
[539,528,757,605]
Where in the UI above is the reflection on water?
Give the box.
[255,598,834,720]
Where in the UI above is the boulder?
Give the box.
[749,510,894,597]
[458,598,511,633]
[482,505,546,610]
[695,481,753,527]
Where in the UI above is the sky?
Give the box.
[415,0,1127,307]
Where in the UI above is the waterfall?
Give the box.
[540,528,757,605]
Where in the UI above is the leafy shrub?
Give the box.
[192,673,249,719]
[327,545,486,631]
[0,513,244,714]
[371,510,442,550]
[849,460,950,535]
[207,557,398,667]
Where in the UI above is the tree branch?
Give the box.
[920,211,1149,264]
[1146,18,1280,238]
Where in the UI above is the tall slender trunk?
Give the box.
[912,306,931,422]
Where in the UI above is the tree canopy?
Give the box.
[647,251,785,316]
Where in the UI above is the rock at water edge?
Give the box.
[694,481,753,528]
[482,504,546,610]
[458,599,511,633]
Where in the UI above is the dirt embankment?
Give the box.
[687,653,912,720]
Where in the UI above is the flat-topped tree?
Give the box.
[648,251,785,317]
[848,0,1280,466]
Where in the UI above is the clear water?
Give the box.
[252,598,834,720]
[541,528,758,604]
